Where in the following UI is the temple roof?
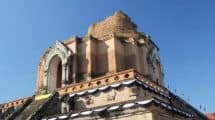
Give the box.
[87,11,140,40]
[43,98,193,120]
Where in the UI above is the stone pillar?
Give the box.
[115,38,125,72]
[124,42,137,70]
[71,55,76,84]
[86,40,93,80]
[65,61,71,85]
[107,38,117,73]
[62,63,67,87]
[139,45,149,75]
[62,64,66,87]
[43,70,48,88]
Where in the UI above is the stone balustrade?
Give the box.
[0,97,30,111]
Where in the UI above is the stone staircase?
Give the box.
[14,98,48,120]
[4,97,33,120]
[9,92,59,120]
[1,92,59,120]
[0,107,15,119]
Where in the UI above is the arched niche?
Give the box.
[43,41,72,92]
[47,55,62,91]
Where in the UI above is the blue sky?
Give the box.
[0,0,214,112]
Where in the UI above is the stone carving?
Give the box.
[107,90,116,101]
[44,41,71,69]
[85,95,94,105]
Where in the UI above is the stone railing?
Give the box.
[0,97,30,112]
[5,97,33,120]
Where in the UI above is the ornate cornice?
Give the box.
[57,69,168,96]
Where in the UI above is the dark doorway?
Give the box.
[56,61,62,88]
[48,55,63,91]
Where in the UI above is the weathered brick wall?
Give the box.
[87,11,139,40]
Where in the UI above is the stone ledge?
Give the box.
[0,97,30,111]
[57,69,168,97]
[57,69,135,96]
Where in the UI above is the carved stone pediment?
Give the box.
[44,41,72,71]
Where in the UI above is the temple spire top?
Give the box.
[87,10,139,40]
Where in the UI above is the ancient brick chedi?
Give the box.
[36,11,164,93]
[0,11,206,120]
